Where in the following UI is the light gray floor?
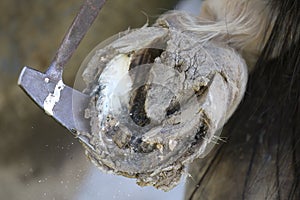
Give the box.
[76,166,186,200]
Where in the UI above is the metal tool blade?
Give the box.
[18,66,90,132]
[18,67,93,148]
[17,0,106,149]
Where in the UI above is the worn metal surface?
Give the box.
[45,0,106,81]
[18,0,106,146]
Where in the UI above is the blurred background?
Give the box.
[0,0,201,199]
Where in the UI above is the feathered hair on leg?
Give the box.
[156,0,276,69]
[184,0,300,199]
[235,0,300,198]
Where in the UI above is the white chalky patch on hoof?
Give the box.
[98,54,132,118]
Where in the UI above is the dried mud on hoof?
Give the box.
[79,24,247,191]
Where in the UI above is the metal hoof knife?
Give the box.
[18,0,106,147]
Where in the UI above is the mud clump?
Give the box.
[80,14,247,191]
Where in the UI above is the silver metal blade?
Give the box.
[18,66,92,147]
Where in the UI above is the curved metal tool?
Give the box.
[18,0,106,148]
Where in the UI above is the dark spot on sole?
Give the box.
[192,124,207,146]
[166,99,181,117]
[194,85,208,99]
[129,48,164,70]
[130,85,151,127]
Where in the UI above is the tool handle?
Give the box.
[46,0,106,80]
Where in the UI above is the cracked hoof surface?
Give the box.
[79,25,247,191]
